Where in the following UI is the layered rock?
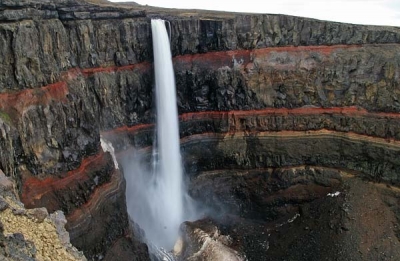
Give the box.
[0,0,400,260]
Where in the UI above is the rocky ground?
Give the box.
[0,170,86,261]
[184,169,400,261]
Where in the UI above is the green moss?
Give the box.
[0,110,12,125]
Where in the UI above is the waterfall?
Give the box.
[150,18,184,248]
[124,19,191,253]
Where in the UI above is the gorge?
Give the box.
[0,0,400,260]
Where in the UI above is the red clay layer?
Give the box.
[20,105,400,212]
[66,168,123,231]
[0,63,152,116]
[9,43,399,219]
[101,123,153,136]
[80,61,152,77]
[0,43,390,117]
[0,81,68,115]
[21,150,108,211]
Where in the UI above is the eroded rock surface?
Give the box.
[183,168,400,261]
[0,0,400,260]
[0,170,86,261]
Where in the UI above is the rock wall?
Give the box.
[0,0,400,260]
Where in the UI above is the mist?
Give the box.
[122,19,202,252]
[122,149,200,250]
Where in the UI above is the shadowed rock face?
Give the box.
[1,0,400,260]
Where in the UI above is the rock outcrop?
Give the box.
[174,219,245,261]
[0,0,400,260]
[0,169,87,261]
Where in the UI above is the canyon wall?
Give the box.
[0,0,400,260]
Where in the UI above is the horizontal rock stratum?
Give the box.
[0,0,400,260]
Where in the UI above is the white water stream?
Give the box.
[150,18,184,248]
[125,19,194,253]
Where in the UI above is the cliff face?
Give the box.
[1,0,400,260]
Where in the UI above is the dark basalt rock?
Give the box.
[190,167,342,221]
[181,132,400,185]
[204,177,400,261]
[0,0,400,260]
[0,231,37,261]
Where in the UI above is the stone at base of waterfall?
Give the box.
[173,219,245,261]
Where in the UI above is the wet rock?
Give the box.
[184,177,400,261]
[175,219,245,261]
[102,219,150,261]
[190,167,342,221]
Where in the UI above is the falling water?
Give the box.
[151,18,184,248]
[124,19,188,253]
